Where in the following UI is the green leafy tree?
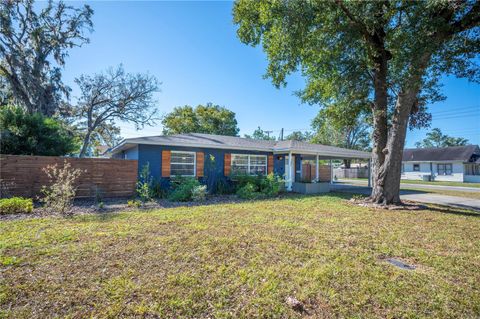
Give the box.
[162,103,239,136]
[284,131,313,142]
[244,126,275,140]
[415,128,469,148]
[311,114,371,168]
[0,1,93,116]
[0,106,78,156]
[234,0,480,204]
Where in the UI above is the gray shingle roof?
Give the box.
[402,145,480,162]
[111,133,371,159]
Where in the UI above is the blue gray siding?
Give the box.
[134,144,274,190]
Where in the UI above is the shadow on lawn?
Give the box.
[326,191,480,218]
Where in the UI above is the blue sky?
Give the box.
[62,1,480,147]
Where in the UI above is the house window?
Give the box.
[437,163,452,175]
[231,154,267,175]
[465,164,480,175]
[170,151,196,176]
[413,164,420,171]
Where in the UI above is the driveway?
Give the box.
[331,183,480,211]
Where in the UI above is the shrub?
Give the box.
[127,199,141,208]
[168,176,201,202]
[213,178,235,195]
[233,173,283,199]
[41,161,82,216]
[192,185,207,202]
[0,106,78,156]
[136,163,154,202]
[236,182,262,200]
[0,197,33,214]
[259,173,283,197]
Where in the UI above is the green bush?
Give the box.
[0,106,78,156]
[136,163,154,202]
[233,173,283,199]
[192,185,208,202]
[236,182,262,200]
[0,197,34,214]
[259,173,283,197]
[127,199,141,208]
[168,177,201,202]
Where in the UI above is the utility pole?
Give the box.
[265,130,273,139]
[280,128,284,141]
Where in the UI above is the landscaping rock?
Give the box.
[285,296,304,312]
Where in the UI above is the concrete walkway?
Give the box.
[337,179,480,193]
[331,183,480,211]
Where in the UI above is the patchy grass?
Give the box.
[1,194,479,318]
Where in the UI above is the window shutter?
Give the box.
[268,155,274,174]
[196,152,204,177]
[224,153,231,176]
[161,150,171,177]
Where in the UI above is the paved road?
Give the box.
[331,183,480,211]
[338,179,480,193]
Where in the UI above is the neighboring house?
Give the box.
[108,133,370,192]
[402,145,480,183]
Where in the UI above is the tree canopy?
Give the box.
[0,106,78,156]
[0,0,93,116]
[234,0,480,204]
[244,126,275,140]
[162,103,239,136]
[67,65,159,157]
[415,128,469,148]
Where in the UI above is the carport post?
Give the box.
[287,152,293,191]
[367,159,371,188]
[315,154,319,181]
[329,159,333,184]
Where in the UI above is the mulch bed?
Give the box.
[0,195,245,221]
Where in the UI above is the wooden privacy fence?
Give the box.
[0,155,138,199]
[301,164,331,182]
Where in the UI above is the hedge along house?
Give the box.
[108,133,371,193]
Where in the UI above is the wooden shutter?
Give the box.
[224,153,231,176]
[196,152,204,177]
[268,155,274,174]
[161,150,171,177]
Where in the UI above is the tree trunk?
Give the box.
[370,91,417,204]
[369,54,389,203]
[343,159,351,168]
[79,131,92,158]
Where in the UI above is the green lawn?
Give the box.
[1,194,480,318]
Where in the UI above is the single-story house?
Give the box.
[108,133,371,192]
[402,145,480,183]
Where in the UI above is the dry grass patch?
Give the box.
[1,194,479,318]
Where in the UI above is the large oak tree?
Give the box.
[234,0,479,204]
[0,0,93,116]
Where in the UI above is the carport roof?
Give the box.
[108,133,371,159]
